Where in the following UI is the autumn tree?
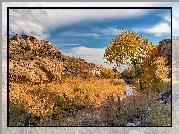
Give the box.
[104,28,168,92]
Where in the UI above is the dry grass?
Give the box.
[9,77,171,126]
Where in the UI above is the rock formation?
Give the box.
[158,39,171,66]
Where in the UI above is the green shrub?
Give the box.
[9,103,29,126]
[151,76,164,92]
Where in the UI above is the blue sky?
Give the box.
[48,9,171,51]
[3,2,177,72]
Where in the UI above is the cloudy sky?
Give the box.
[3,2,178,72]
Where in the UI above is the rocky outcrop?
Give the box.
[88,63,104,77]
[62,56,107,79]
[158,39,171,67]
[157,90,171,104]
[63,57,91,79]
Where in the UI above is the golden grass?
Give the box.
[9,77,171,126]
[9,77,125,121]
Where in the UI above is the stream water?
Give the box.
[117,84,137,101]
[125,84,137,96]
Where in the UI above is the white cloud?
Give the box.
[61,46,127,72]
[8,9,50,40]
[164,14,171,23]
[62,31,99,38]
[136,22,171,37]
[3,2,161,39]
[62,46,105,57]
[157,12,171,23]
[62,46,108,66]
[99,27,119,36]
[134,10,172,37]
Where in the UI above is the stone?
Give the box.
[157,90,171,104]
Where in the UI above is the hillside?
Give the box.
[9,34,107,84]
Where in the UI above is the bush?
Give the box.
[151,76,164,92]
[100,69,115,79]
[109,79,125,86]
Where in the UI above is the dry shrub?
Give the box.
[9,77,126,126]
[100,68,115,79]
[9,76,171,126]
[154,56,170,79]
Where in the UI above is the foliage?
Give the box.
[9,78,126,126]
[109,79,124,86]
[104,28,148,68]
[9,76,171,126]
[151,76,164,92]
[100,68,115,79]
[104,28,168,92]
[9,103,29,126]
[154,56,170,80]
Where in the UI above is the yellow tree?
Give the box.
[104,28,165,92]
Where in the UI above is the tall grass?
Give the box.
[9,77,171,126]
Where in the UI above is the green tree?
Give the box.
[104,28,166,92]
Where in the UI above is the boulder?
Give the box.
[157,90,171,104]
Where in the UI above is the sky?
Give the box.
[2,2,178,72]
